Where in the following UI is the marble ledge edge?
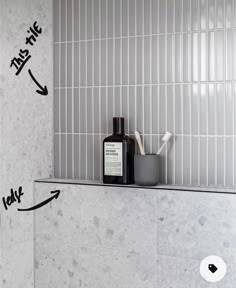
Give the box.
[34,178,236,195]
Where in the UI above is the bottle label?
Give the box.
[104,142,123,176]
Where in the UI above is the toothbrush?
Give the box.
[135,131,145,155]
[157,131,172,155]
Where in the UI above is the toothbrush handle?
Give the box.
[138,140,145,155]
[157,142,166,155]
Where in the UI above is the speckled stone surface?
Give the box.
[34,182,236,287]
[0,1,53,287]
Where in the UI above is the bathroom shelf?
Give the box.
[35,178,236,195]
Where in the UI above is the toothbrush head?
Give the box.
[162,131,172,142]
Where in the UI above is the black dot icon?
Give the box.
[208,264,218,273]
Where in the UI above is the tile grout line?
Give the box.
[99,0,102,180]
[189,0,192,185]
[65,0,68,178]
[165,0,168,184]
[233,0,235,187]
[120,0,123,118]
[92,0,95,180]
[173,0,176,185]
[181,0,184,185]
[78,0,81,179]
[198,0,201,186]
[150,0,153,153]
[113,0,115,117]
[206,0,209,186]
[134,0,137,132]
[142,0,145,149]
[59,0,62,178]
[85,0,88,180]
[214,0,218,186]
[223,0,226,187]
[127,0,130,135]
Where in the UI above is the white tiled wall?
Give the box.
[54,0,236,187]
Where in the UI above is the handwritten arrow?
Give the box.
[28,69,48,96]
[18,190,60,211]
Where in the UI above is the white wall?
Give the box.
[0,1,53,287]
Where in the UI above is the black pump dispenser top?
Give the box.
[113,117,124,135]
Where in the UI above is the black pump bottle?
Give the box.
[103,117,134,184]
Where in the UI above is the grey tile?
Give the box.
[208,136,216,186]
[74,0,80,41]
[183,136,191,185]
[87,88,93,133]
[200,33,207,81]
[60,89,66,133]
[200,136,207,186]
[121,87,129,134]
[101,87,107,134]
[108,87,114,134]
[74,88,80,133]
[191,84,199,135]
[80,0,86,40]
[183,0,191,32]
[87,135,94,180]
[87,0,93,39]
[121,0,128,36]
[225,83,234,135]
[67,134,73,178]
[144,0,151,35]
[159,0,166,33]
[94,40,100,86]
[136,87,143,133]
[159,35,166,83]
[208,84,216,134]
[114,87,121,117]
[191,0,200,30]
[53,0,60,42]
[208,0,216,29]
[192,33,199,82]
[167,35,173,83]
[115,38,121,85]
[174,135,183,185]
[175,0,183,32]
[60,0,66,41]
[152,85,159,134]
[183,84,191,134]
[151,0,158,34]
[225,0,234,28]
[94,135,102,180]
[226,30,233,81]
[136,37,143,84]
[167,86,173,133]
[216,31,224,81]
[60,43,66,87]
[129,37,136,85]
[74,135,80,178]
[167,0,174,33]
[208,31,215,81]
[94,0,100,39]
[54,134,60,178]
[200,84,207,135]
[136,0,143,35]
[152,36,158,84]
[175,84,182,134]
[175,34,183,83]
[159,86,166,134]
[225,137,233,187]
[61,134,67,178]
[80,88,86,133]
[167,134,175,184]
[216,0,224,28]
[216,83,224,135]
[101,0,107,38]
[108,39,113,85]
[67,0,73,41]
[67,89,73,133]
[54,44,59,87]
[80,135,87,179]
[87,40,93,86]
[217,136,224,186]
[115,0,121,37]
[54,89,59,133]
[94,88,100,134]
[144,87,151,135]
[74,42,80,87]
[129,86,136,133]
[191,136,199,185]
[200,0,208,30]
[129,0,136,36]
[144,36,151,84]
[107,0,114,38]
[80,42,86,86]
[67,43,72,87]
[101,39,107,86]
[122,38,128,85]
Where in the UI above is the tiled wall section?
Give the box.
[54,0,236,187]
[35,182,236,287]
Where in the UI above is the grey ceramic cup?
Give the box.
[134,154,160,186]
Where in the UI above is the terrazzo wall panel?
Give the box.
[54,0,236,188]
[0,1,53,287]
[34,182,236,288]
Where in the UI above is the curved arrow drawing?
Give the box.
[18,190,60,211]
[28,69,48,96]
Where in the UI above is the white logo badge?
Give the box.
[200,255,227,283]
